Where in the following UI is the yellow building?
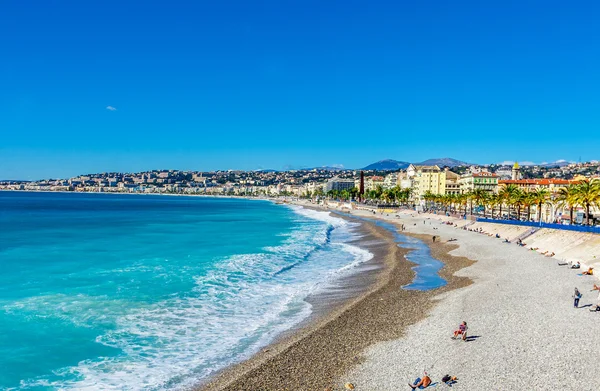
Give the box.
[407,164,456,201]
[445,170,461,195]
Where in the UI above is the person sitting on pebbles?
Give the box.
[452,321,468,341]
[408,372,432,389]
[583,267,594,275]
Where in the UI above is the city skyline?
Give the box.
[0,156,591,182]
[3,1,600,179]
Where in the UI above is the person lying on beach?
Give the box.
[452,321,468,340]
[545,252,555,257]
[496,233,501,238]
[503,238,510,243]
[530,247,538,251]
[582,267,594,275]
[448,238,457,242]
[441,375,458,385]
[571,262,581,269]
[408,373,432,389]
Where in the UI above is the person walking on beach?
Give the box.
[573,288,582,308]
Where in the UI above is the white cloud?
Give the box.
[498,160,515,166]
[106,106,117,111]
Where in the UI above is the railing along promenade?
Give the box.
[475,218,600,234]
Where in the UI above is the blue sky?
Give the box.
[2,1,600,179]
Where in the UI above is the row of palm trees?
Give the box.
[321,179,600,226]
[325,186,413,205]
[422,179,600,226]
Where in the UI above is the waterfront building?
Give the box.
[459,171,499,193]
[407,164,444,200]
[365,176,385,191]
[383,172,400,189]
[444,169,461,195]
[324,177,355,192]
[498,178,577,192]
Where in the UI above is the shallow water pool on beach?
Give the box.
[333,213,447,291]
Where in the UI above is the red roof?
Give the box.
[499,179,577,185]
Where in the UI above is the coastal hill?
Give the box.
[362,159,411,171]
[362,157,468,171]
[418,157,469,167]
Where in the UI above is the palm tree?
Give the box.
[456,193,468,216]
[556,185,579,224]
[486,193,501,219]
[521,191,535,221]
[422,191,434,210]
[382,188,394,204]
[510,188,525,220]
[471,189,487,216]
[529,188,550,222]
[499,184,520,219]
[573,179,600,225]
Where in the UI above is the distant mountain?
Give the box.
[417,157,469,167]
[362,159,411,171]
[540,160,571,168]
[308,166,346,171]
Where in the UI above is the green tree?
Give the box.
[529,188,550,222]
[556,185,578,224]
[499,184,520,219]
[471,189,487,215]
[574,179,600,225]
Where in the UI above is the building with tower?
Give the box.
[512,162,522,180]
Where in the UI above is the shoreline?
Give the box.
[199,205,476,391]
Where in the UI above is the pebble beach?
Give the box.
[346,208,600,390]
[201,200,600,391]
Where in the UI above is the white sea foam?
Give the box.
[17,205,373,391]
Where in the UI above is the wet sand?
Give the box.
[200,210,475,391]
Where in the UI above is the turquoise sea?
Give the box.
[0,192,371,390]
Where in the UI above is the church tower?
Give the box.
[511,162,521,180]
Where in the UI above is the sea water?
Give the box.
[0,192,371,390]
[332,213,447,291]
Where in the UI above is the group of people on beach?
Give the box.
[556,260,599,311]
[406,321,466,389]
